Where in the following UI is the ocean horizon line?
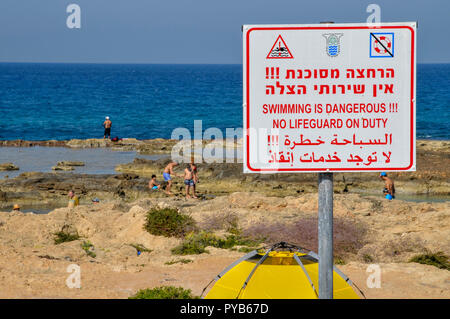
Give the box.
[0,61,243,66]
[1,61,449,66]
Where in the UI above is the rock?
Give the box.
[114,173,139,180]
[0,140,66,147]
[57,161,85,167]
[66,138,109,148]
[0,163,19,171]
[52,161,85,171]
[52,165,74,171]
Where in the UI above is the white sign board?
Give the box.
[243,22,416,173]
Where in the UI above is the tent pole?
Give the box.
[318,172,333,299]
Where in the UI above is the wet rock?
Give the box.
[0,163,19,171]
[0,140,66,147]
[52,161,85,171]
[57,161,85,167]
[52,165,74,171]
[114,173,139,180]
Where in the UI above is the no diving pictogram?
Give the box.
[266,35,294,59]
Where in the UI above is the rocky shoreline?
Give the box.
[0,138,188,155]
[0,139,448,211]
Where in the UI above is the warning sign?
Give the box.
[243,22,416,173]
[266,35,294,59]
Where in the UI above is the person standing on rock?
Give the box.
[380,172,395,200]
[163,162,180,195]
[191,163,199,198]
[183,164,197,199]
[68,190,79,208]
[103,116,112,139]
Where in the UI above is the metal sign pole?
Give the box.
[318,172,333,299]
[318,20,334,300]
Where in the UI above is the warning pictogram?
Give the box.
[370,32,394,58]
[266,35,294,59]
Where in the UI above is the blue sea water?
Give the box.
[0,63,448,140]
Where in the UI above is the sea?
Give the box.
[0,63,448,140]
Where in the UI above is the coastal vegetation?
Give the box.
[144,207,196,238]
[53,231,80,245]
[81,240,96,258]
[129,286,198,299]
[164,259,193,265]
[129,243,152,254]
[409,251,450,270]
[171,230,261,255]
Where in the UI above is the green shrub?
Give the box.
[54,231,80,245]
[129,243,152,253]
[144,208,196,238]
[362,254,373,263]
[171,233,209,255]
[81,241,96,258]
[334,256,346,265]
[409,252,449,270]
[165,258,193,265]
[171,231,262,256]
[129,286,198,299]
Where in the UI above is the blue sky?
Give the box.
[0,0,448,63]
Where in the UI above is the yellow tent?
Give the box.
[203,242,363,299]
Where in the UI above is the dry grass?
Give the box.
[241,216,367,256]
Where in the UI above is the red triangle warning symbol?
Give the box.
[266,35,294,59]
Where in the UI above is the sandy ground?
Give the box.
[0,193,448,299]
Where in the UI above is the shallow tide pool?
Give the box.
[0,146,165,178]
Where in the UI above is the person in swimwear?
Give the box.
[183,164,197,199]
[103,116,112,139]
[68,190,79,208]
[380,172,395,200]
[163,162,179,195]
[149,174,160,190]
[191,163,199,198]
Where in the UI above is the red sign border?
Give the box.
[245,25,415,172]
